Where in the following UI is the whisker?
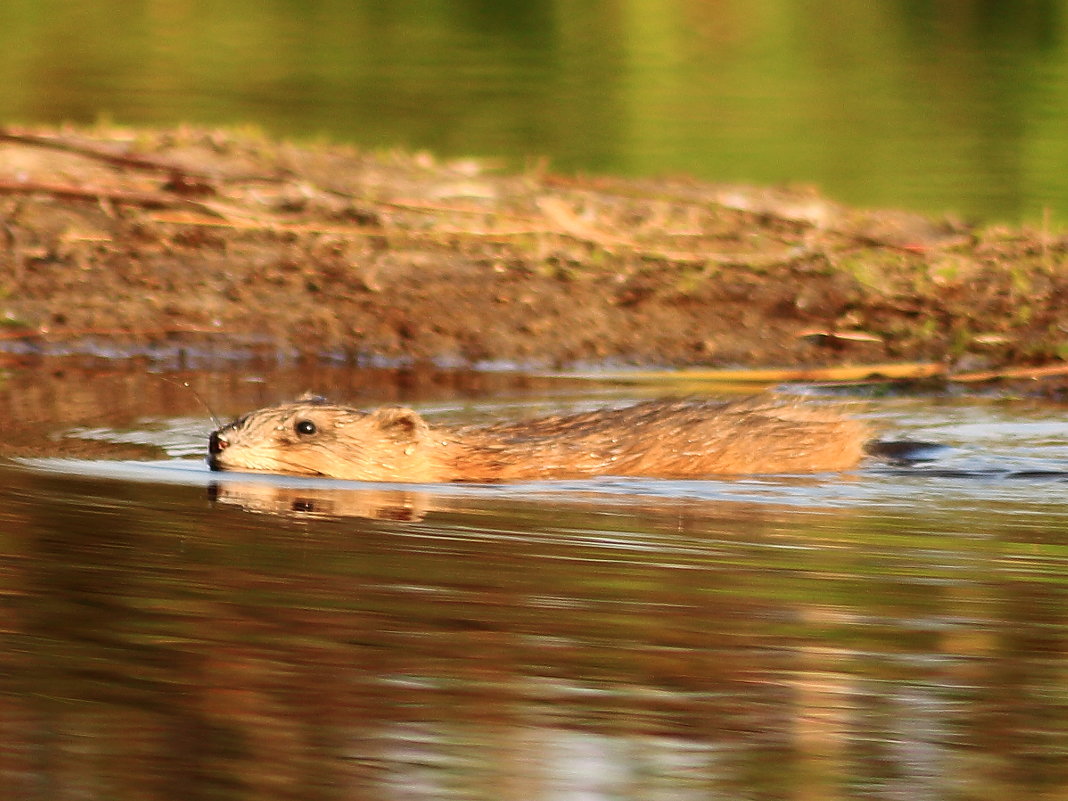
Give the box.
[155,375,223,429]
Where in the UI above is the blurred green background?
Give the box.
[1,0,1066,223]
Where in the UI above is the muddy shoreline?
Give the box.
[1,125,1066,375]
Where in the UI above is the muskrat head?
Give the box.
[207,399,439,482]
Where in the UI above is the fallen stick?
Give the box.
[950,363,1068,382]
[570,362,947,385]
[0,127,213,178]
[567,361,1068,387]
[0,178,179,209]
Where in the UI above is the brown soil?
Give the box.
[1,124,1067,372]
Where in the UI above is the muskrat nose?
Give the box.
[208,430,229,455]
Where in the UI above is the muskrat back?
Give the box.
[207,396,871,483]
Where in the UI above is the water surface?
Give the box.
[0,361,1065,799]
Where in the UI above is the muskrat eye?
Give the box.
[295,419,317,436]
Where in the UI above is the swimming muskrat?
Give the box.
[207,395,878,482]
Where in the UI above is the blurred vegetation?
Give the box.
[0,0,1066,222]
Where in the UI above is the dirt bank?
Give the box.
[1,125,1066,372]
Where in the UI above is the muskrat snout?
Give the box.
[208,430,229,455]
[207,429,231,470]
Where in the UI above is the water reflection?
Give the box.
[0,356,569,459]
[0,360,1066,798]
[0,463,1065,799]
[208,479,438,521]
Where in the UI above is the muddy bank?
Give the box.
[0,125,1065,371]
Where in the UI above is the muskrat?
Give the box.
[207,395,875,482]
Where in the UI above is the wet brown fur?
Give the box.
[208,396,871,483]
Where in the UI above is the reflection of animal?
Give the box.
[208,396,872,483]
[208,482,435,521]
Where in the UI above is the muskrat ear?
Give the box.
[370,406,429,441]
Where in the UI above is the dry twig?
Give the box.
[0,127,213,178]
[0,178,179,209]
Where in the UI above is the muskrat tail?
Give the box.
[865,439,949,464]
[155,375,223,430]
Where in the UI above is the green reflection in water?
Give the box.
[1,1,1067,222]
[0,466,1064,799]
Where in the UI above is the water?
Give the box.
[0,360,1065,799]
[2,0,1068,223]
